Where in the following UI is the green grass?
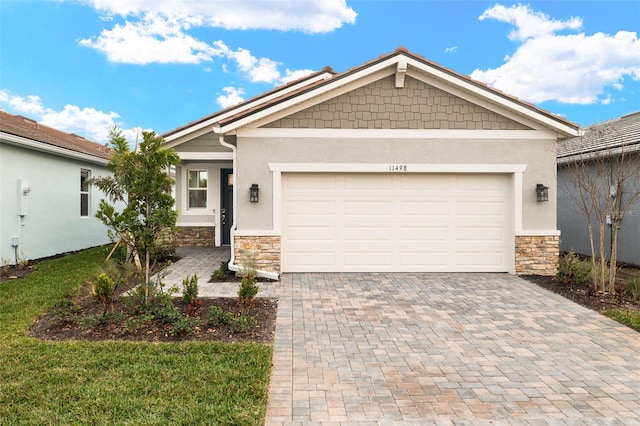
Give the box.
[604,309,640,332]
[0,246,272,425]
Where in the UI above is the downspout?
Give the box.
[213,127,279,280]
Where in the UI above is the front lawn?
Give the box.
[0,246,272,425]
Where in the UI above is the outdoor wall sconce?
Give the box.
[536,184,549,202]
[249,184,259,203]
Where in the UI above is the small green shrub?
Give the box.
[557,251,592,287]
[51,298,82,321]
[211,261,230,280]
[181,274,198,305]
[170,316,201,336]
[238,270,259,312]
[230,315,257,333]
[625,278,640,301]
[92,272,116,311]
[207,306,233,326]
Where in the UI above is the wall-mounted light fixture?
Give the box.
[536,184,549,202]
[249,184,259,203]
[23,186,31,195]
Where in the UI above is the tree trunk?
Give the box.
[609,223,619,294]
[598,222,606,293]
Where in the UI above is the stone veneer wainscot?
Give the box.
[515,235,559,276]
[234,235,281,274]
[176,226,214,247]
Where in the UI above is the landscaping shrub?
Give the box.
[92,272,116,313]
[230,315,257,333]
[238,270,259,312]
[170,316,201,336]
[211,260,230,280]
[207,306,233,326]
[625,277,640,301]
[181,274,199,305]
[557,251,592,287]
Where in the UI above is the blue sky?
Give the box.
[1,0,639,143]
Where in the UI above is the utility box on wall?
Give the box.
[17,179,30,216]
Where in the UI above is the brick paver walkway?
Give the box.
[162,252,640,424]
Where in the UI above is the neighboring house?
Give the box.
[163,47,579,278]
[557,111,640,266]
[0,111,112,265]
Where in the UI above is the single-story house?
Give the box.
[163,47,579,278]
[0,111,113,265]
[558,111,640,265]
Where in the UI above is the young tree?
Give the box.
[92,127,180,300]
[559,122,640,294]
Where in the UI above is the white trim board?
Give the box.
[240,128,558,140]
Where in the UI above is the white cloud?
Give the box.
[80,0,357,33]
[211,40,312,84]
[0,90,46,116]
[42,105,121,142]
[444,46,458,54]
[216,86,246,108]
[79,14,216,64]
[0,89,134,143]
[479,4,582,41]
[280,68,316,84]
[471,4,640,105]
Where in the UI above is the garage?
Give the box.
[281,172,514,272]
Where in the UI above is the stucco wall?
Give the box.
[264,75,531,131]
[0,143,112,265]
[558,163,640,265]
[234,137,558,233]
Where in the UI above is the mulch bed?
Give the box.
[521,273,640,313]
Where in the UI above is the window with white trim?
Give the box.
[80,168,90,217]
[188,170,208,209]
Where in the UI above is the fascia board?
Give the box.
[1,132,109,166]
[402,56,578,136]
[164,72,333,143]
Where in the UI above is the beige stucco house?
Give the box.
[163,47,579,278]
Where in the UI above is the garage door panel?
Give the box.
[344,200,393,215]
[399,226,449,241]
[282,173,513,272]
[344,226,392,240]
[286,200,336,215]
[287,227,336,241]
[401,201,449,216]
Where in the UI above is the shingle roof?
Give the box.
[0,110,111,160]
[558,111,640,162]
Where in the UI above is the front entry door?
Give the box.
[220,169,233,245]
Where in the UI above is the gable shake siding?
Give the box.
[263,76,530,131]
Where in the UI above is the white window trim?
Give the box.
[80,168,91,217]
[187,169,209,211]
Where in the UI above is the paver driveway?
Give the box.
[264,273,640,425]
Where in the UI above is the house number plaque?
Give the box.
[388,164,408,172]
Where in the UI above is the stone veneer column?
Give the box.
[234,235,281,274]
[515,235,560,276]
[176,226,214,247]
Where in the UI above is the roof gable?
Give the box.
[262,74,531,131]
[0,111,111,160]
[165,47,579,143]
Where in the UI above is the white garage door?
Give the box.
[281,173,514,272]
